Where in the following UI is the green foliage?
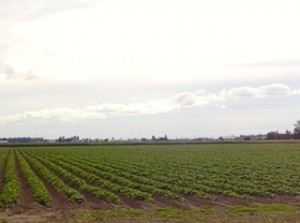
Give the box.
[0,151,20,207]
[20,151,84,204]
[31,153,150,202]
[266,131,279,139]
[15,143,300,204]
[24,151,120,204]
[70,157,181,200]
[294,120,300,135]
[16,151,51,205]
[57,157,154,202]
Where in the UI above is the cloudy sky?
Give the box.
[1,0,300,139]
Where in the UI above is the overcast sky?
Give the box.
[1,0,300,139]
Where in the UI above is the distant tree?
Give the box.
[266,131,279,140]
[294,120,300,134]
[285,129,292,135]
[164,134,168,141]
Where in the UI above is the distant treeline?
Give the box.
[0,137,45,143]
[266,132,300,140]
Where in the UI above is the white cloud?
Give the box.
[258,84,290,96]
[291,89,300,95]
[0,90,221,124]
[1,83,299,124]
[0,108,103,123]
[170,93,197,108]
[224,84,295,98]
[0,63,39,81]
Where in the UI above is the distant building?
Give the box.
[240,134,266,140]
[219,135,235,141]
[57,136,80,143]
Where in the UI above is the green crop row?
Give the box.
[91,157,215,198]
[33,150,214,199]
[53,155,153,202]
[55,155,153,202]
[22,144,300,202]
[15,150,52,205]
[0,151,20,207]
[70,157,181,200]
[102,159,250,198]
[20,151,85,204]
[23,150,120,204]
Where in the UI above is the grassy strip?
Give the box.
[0,150,20,207]
[229,204,298,214]
[15,150,51,205]
[72,205,300,223]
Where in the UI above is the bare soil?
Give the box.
[154,196,190,209]
[121,196,153,209]
[214,195,252,206]
[254,194,300,204]
[0,194,299,223]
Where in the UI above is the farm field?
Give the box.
[0,143,299,222]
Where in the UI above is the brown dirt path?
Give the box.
[121,196,154,209]
[254,194,300,204]
[154,196,190,209]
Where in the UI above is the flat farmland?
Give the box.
[0,143,299,222]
